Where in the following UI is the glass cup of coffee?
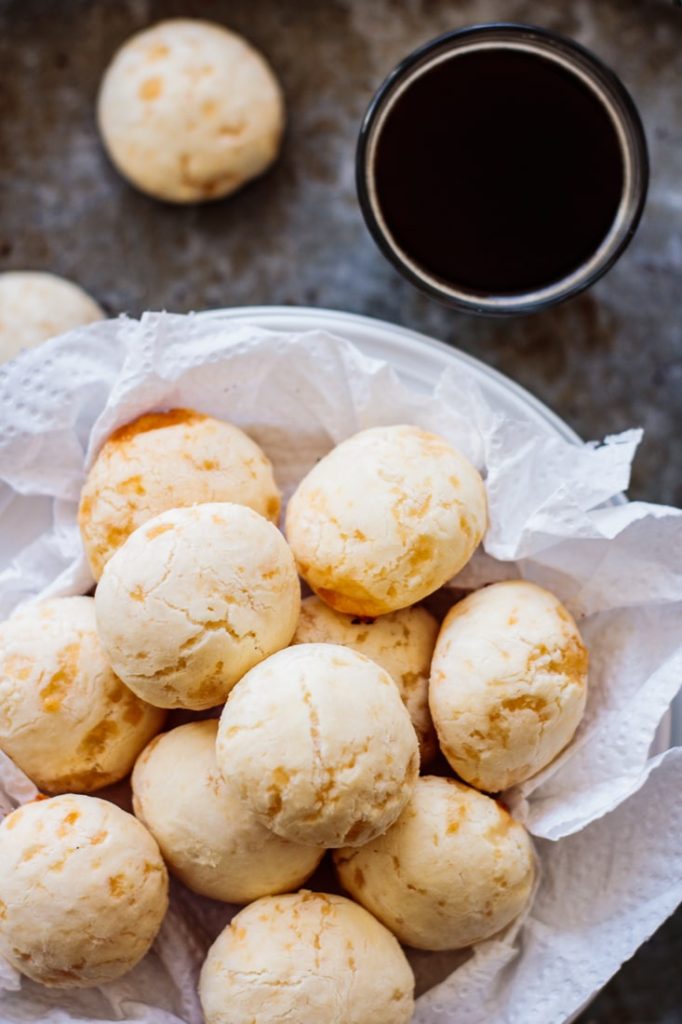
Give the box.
[356,23,649,316]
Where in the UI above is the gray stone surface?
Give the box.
[0,0,680,1020]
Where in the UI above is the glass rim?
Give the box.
[356,22,650,317]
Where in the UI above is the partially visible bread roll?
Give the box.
[292,595,438,763]
[132,721,323,902]
[0,271,103,363]
[335,776,534,950]
[79,408,280,579]
[0,794,168,987]
[0,597,164,793]
[199,891,414,1024]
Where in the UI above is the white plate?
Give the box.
[202,305,581,442]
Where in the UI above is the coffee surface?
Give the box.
[373,48,625,295]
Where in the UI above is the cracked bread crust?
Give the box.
[216,643,419,848]
[79,408,281,580]
[198,891,414,1024]
[292,596,438,764]
[285,425,487,617]
[132,720,323,903]
[334,776,535,951]
[0,597,165,793]
[95,502,300,710]
[429,580,588,792]
[0,794,168,987]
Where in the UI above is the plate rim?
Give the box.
[200,304,581,443]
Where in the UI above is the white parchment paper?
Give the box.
[0,312,680,1024]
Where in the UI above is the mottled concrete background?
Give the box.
[0,0,680,1020]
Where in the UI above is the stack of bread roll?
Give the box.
[0,409,588,1023]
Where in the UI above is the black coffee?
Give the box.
[373,48,625,295]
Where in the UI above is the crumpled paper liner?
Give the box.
[0,313,679,1023]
